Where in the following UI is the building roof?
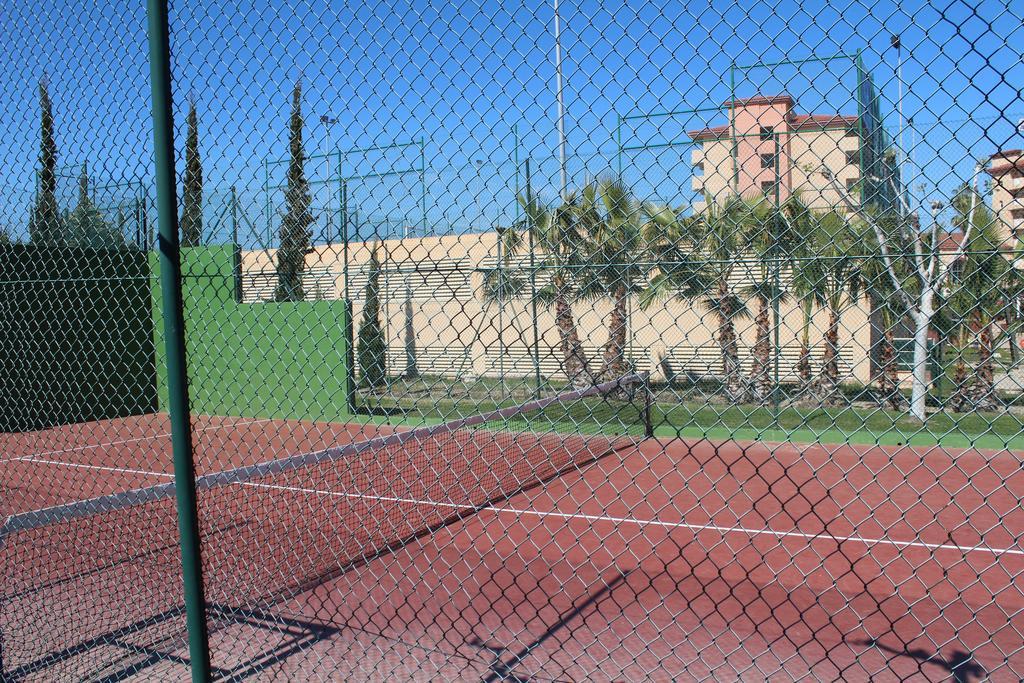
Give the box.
[686,96,857,140]
[687,124,731,141]
[721,94,795,108]
[936,231,965,252]
[790,114,858,131]
[987,149,1024,176]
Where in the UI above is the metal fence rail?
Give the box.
[1,1,1023,681]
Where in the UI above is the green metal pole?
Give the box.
[145,1,212,680]
[856,49,868,212]
[771,134,782,427]
[264,160,271,247]
[231,185,241,303]
[340,151,355,414]
[420,137,427,237]
[524,157,542,398]
[616,115,622,179]
[730,63,739,196]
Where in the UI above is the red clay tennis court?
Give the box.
[3,397,1022,681]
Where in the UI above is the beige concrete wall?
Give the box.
[240,231,875,386]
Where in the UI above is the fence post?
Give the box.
[523,157,542,398]
[231,185,242,303]
[145,1,212,680]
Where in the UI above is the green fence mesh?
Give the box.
[2,1,1024,680]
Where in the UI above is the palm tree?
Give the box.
[860,214,911,410]
[873,292,908,410]
[572,178,714,386]
[479,226,527,386]
[741,197,801,403]
[791,282,817,391]
[800,210,866,405]
[683,197,752,401]
[944,187,1006,411]
[514,189,593,387]
[788,203,830,396]
[636,223,707,393]
[571,179,653,382]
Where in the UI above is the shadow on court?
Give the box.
[467,570,631,683]
[853,638,986,682]
[0,604,339,682]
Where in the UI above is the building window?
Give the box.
[760,153,775,169]
[759,126,774,141]
[761,180,777,195]
[845,151,858,166]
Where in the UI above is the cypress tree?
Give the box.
[28,77,62,245]
[180,97,203,247]
[67,163,119,249]
[274,79,314,302]
[357,244,387,386]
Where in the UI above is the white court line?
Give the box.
[232,480,1024,560]
[14,447,1024,561]
[1,417,274,463]
[11,457,174,479]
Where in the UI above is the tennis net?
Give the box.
[0,373,651,678]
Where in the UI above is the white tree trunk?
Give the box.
[909,291,934,422]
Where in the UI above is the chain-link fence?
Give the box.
[2,1,1024,680]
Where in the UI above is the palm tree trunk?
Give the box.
[815,305,842,405]
[797,299,813,392]
[554,276,590,387]
[748,293,771,403]
[716,278,742,401]
[970,315,998,411]
[601,284,629,381]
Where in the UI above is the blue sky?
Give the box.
[0,0,1021,245]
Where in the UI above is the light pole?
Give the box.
[554,0,568,198]
[891,34,905,211]
[320,114,338,243]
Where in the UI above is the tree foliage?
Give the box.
[28,77,63,245]
[180,97,203,247]
[511,187,594,386]
[274,79,314,302]
[357,244,387,387]
[66,165,123,249]
[943,185,1006,411]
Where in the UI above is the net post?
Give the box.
[145,1,212,680]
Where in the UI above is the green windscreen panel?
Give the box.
[0,244,157,432]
